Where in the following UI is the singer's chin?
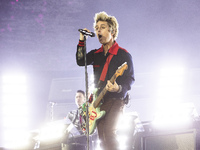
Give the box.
[98,38,103,43]
[98,40,103,44]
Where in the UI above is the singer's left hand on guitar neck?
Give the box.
[106,80,120,92]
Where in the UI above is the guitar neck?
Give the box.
[93,74,117,108]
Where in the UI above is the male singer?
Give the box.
[76,11,135,150]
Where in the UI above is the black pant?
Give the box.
[97,98,125,150]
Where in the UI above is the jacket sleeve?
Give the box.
[76,40,95,66]
[76,40,85,66]
[119,52,135,98]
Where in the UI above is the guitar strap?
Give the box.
[99,54,114,82]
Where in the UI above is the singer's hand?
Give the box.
[106,80,120,92]
[80,28,90,40]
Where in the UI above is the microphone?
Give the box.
[78,29,95,37]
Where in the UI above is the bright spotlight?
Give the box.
[36,122,66,142]
[2,84,27,93]
[117,135,128,149]
[95,140,102,150]
[152,103,198,129]
[2,94,28,105]
[156,66,186,106]
[2,74,27,84]
[116,112,138,150]
[117,112,138,131]
[160,67,185,77]
[1,73,30,148]
[159,67,185,87]
[3,130,31,149]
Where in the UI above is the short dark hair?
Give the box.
[76,90,85,97]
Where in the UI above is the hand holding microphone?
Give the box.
[79,28,95,40]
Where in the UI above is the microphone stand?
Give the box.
[49,102,56,122]
[83,35,90,150]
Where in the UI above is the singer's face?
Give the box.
[95,21,113,45]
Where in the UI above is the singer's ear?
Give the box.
[111,29,115,37]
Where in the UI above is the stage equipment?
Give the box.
[133,103,200,150]
[48,77,85,102]
[45,102,77,122]
[134,118,200,150]
[152,102,198,129]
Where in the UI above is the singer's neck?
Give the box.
[103,39,115,56]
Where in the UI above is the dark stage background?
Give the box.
[0,0,200,148]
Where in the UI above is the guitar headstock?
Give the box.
[116,62,128,77]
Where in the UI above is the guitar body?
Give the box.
[80,62,128,135]
[88,98,106,135]
[81,88,106,135]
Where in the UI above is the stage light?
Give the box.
[2,94,28,105]
[3,129,31,149]
[1,73,30,148]
[95,140,102,150]
[117,112,138,131]
[2,84,27,93]
[156,66,186,106]
[116,112,138,150]
[159,67,185,85]
[36,122,66,142]
[2,74,27,84]
[152,103,198,129]
[2,116,28,128]
[157,86,183,97]
[2,75,27,95]
[2,105,28,116]
[117,135,128,149]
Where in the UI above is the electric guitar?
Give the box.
[80,62,128,135]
